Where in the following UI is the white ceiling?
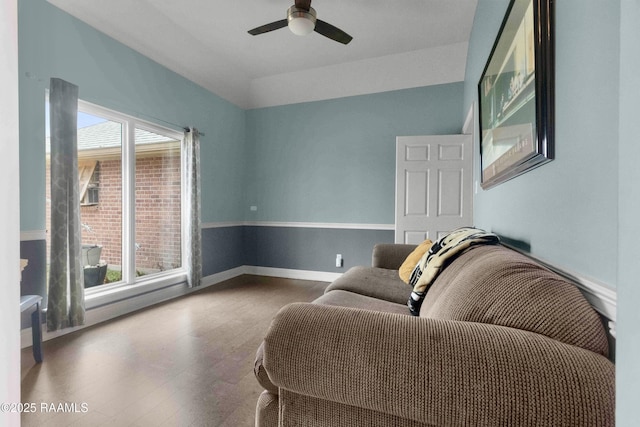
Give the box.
[47,0,478,109]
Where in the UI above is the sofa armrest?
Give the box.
[263,303,615,426]
[371,243,416,269]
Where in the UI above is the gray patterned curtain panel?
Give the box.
[184,127,202,288]
[47,78,85,331]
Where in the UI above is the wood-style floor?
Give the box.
[20,275,328,427]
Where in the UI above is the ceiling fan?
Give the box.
[248,0,353,45]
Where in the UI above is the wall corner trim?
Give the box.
[463,101,475,134]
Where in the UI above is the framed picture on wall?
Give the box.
[478,0,554,189]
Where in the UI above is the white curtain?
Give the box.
[47,78,85,331]
[184,128,202,288]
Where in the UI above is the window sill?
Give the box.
[85,269,188,310]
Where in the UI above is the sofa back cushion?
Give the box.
[420,245,609,357]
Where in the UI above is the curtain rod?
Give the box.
[183,127,206,137]
[108,105,206,137]
[41,76,205,137]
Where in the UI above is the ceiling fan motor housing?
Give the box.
[287,6,316,35]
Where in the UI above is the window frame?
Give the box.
[74,100,188,308]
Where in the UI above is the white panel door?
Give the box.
[395,135,473,244]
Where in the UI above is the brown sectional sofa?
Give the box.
[254,243,615,426]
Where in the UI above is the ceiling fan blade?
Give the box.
[294,0,311,11]
[314,19,353,45]
[248,19,288,36]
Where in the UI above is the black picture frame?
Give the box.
[478,0,554,189]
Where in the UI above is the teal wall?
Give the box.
[466,0,640,424]
[19,0,464,231]
[616,0,640,424]
[245,84,464,225]
[18,0,246,231]
[464,0,619,286]
[19,0,466,279]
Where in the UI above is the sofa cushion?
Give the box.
[398,239,433,283]
[279,389,428,427]
[325,266,411,305]
[314,290,411,316]
[255,391,279,427]
[372,244,417,270]
[421,245,609,356]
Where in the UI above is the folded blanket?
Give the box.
[407,227,499,316]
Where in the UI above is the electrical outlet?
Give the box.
[335,254,343,268]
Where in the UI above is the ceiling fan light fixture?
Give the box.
[248,2,351,45]
[287,6,316,36]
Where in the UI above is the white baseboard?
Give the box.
[20,265,335,349]
[244,266,342,282]
[201,266,246,287]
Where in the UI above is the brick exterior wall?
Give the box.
[46,152,181,274]
[134,155,182,272]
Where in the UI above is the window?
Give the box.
[79,160,99,205]
[134,126,182,277]
[46,99,186,296]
